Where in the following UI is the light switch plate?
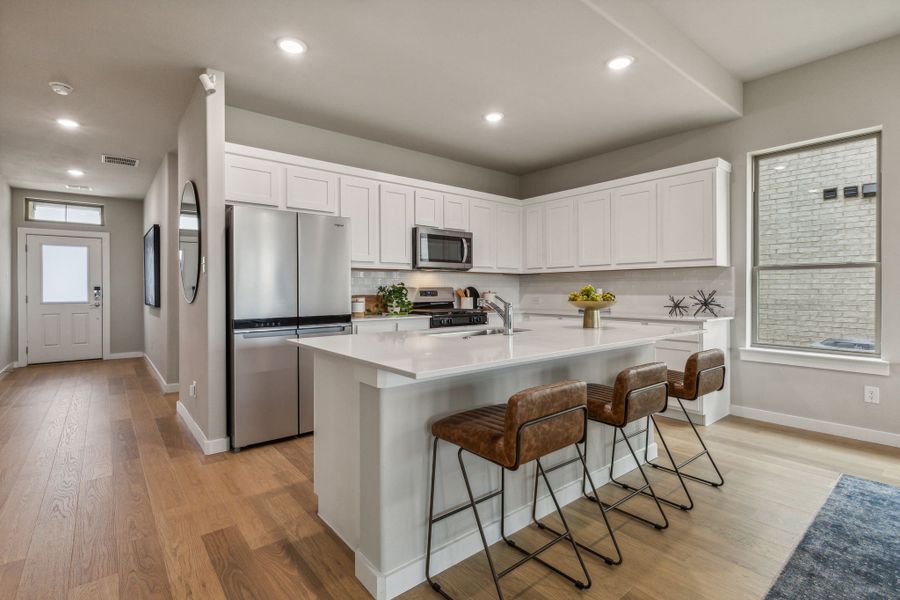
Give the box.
[864,386,879,404]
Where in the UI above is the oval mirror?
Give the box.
[178,181,201,303]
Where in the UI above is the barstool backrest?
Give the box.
[613,362,668,424]
[682,349,726,399]
[505,381,586,469]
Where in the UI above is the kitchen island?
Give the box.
[292,317,700,599]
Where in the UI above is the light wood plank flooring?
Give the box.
[0,358,897,599]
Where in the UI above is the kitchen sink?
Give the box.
[429,328,531,338]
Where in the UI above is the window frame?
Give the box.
[25,197,105,226]
[750,131,882,358]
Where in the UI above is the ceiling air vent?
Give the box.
[101,154,140,167]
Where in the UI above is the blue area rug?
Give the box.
[765,474,900,599]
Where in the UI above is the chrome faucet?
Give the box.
[479,295,514,335]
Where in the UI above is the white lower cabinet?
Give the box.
[353,318,429,334]
[469,199,496,269]
[340,177,379,264]
[379,184,415,265]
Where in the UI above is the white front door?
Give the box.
[26,234,103,363]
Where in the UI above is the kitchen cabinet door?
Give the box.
[414,190,444,228]
[612,182,658,266]
[545,198,576,269]
[396,318,430,331]
[285,165,338,214]
[225,154,283,206]
[496,204,522,272]
[524,205,544,270]
[469,199,496,269]
[340,176,379,263]
[443,194,469,231]
[576,190,612,267]
[379,184,415,265]
[353,320,397,334]
[659,170,715,263]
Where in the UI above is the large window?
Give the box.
[753,133,880,356]
[26,198,103,225]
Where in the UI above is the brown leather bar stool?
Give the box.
[535,362,671,566]
[648,349,727,494]
[425,381,593,600]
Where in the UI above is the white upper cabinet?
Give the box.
[576,191,612,268]
[612,181,658,266]
[469,199,496,270]
[659,170,715,264]
[340,177,379,263]
[524,205,545,270]
[496,204,522,272]
[225,154,282,206]
[414,190,444,228]
[544,198,576,269]
[285,165,338,214]
[379,184,415,265]
[443,194,469,231]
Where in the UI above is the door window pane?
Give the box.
[42,245,89,303]
[756,267,877,353]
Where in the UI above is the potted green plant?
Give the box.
[377,283,413,315]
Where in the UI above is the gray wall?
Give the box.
[11,188,145,356]
[0,177,12,370]
[519,35,900,436]
[225,106,520,198]
[178,70,228,444]
[143,152,179,385]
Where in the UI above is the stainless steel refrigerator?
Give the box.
[226,205,352,450]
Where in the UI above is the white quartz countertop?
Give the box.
[291,317,699,381]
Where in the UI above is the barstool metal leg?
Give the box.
[648,398,725,488]
[599,426,669,530]
[613,416,694,511]
[535,443,622,566]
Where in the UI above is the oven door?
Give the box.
[413,227,473,270]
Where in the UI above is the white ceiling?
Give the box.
[1,0,899,199]
[646,0,900,80]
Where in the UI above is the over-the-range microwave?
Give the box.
[413,226,473,270]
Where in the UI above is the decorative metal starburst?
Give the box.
[690,289,724,317]
[665,295,689,317]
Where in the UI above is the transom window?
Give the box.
[26,198,103,226]
[752,133,880,356]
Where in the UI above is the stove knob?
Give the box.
[443,318,453,326]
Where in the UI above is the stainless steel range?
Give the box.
[410,287,488,328]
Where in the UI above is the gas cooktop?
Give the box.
[410,287,488,328]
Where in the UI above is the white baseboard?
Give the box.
[0,362,15,376]
[107,351,144,360]
[731,404,900,449]
[176,400,230,455]
[356,442,659,600]
[142,354,179,393]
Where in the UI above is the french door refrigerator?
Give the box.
[226,205,351,450]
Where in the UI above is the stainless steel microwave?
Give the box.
[413,226,473,270]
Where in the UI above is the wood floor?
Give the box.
[0,358,897,600]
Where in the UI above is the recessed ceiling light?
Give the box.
[49,81,74,96]
[56,118,80,129]
[484,112,504,123]
[277,37,307,55]
[808,188,818,193]
[67,168,85,177]
[607,55,635,70]
[773,164,787,171]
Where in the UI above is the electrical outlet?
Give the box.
[189,381,198,398]
[864,386,879,404]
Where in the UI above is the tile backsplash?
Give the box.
[352,267,734,317]
[519,267,735,317]
[351,270,520,305]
